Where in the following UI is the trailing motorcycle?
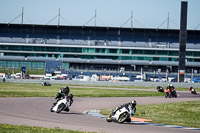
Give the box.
[50,94,73,113]
[106,106,135,123]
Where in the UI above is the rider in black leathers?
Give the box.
[55,86,70,100]
[54,86,73,106]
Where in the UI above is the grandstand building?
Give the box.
[0,23,200,73]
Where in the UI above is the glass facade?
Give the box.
[0,61,70,70]
[0,61,45,69]
[1,45,200,62]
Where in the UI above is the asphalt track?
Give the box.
[0,91,200,133]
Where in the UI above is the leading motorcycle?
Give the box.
[106,106,135,123]
[50,94,73,113]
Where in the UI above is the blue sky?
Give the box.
[0,0,200,30]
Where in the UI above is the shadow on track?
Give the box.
[56,112,84,115]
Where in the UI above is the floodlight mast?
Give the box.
[83,10,97,27]
[167,12,169,29]
[95,10,96,27]
[21,7,24,24]
[131,11,133,28]
[121,11,133,28]
[58,8,60,27]
[8,7,24,24]
[46,8,62,27]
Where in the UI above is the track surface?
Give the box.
[0,92,199,133]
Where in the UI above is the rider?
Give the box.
[165,84,170,91]
[170,84,175,90]
[67,94,74,106]
[170,84,176,96]
[55,86,70,100]
[113,100,137,117]
[157,86,164,92]
[189,86,193,91]
[189,86,197,94]
[165,84,171,97]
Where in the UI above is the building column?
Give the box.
[178,1,188,82]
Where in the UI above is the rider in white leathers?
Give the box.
[113,100,136,116]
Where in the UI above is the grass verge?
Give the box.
[0,124,93,133]
[101,101,200,128]
[0,82,163,97]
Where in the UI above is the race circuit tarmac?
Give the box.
[0,92,199,133]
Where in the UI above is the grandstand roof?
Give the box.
[0,23,200,40]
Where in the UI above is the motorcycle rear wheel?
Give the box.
[56,103,65,113]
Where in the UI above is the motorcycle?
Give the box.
[165,88,171,98]
[165,88,177,98]
[106,106,135,123]
[50,94,73,113]
[42,81,51,86]
[190,88,197,95]
[157,86,164,92]
[171,89,177,98]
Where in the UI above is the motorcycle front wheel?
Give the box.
[106,115,112,122]
[56,103,65,113]
[174,92,177,98]
[118,112,128,123]
[50,107,54,112]
[165,93,168,98]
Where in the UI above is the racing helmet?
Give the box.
[69,94,73,99]
[189,86,193,90]
[62,86,69,95]
[170,84,173,87]
[131,100,137,106]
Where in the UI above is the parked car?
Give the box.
[192,77,200,83]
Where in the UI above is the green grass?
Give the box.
[0,82,163,97]
[0,124,93,133]
[101,101,200,128]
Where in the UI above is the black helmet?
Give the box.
[64,86,69,89]
[62,86,69,95]
[131,100,136,106]
[69,94,73,99]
